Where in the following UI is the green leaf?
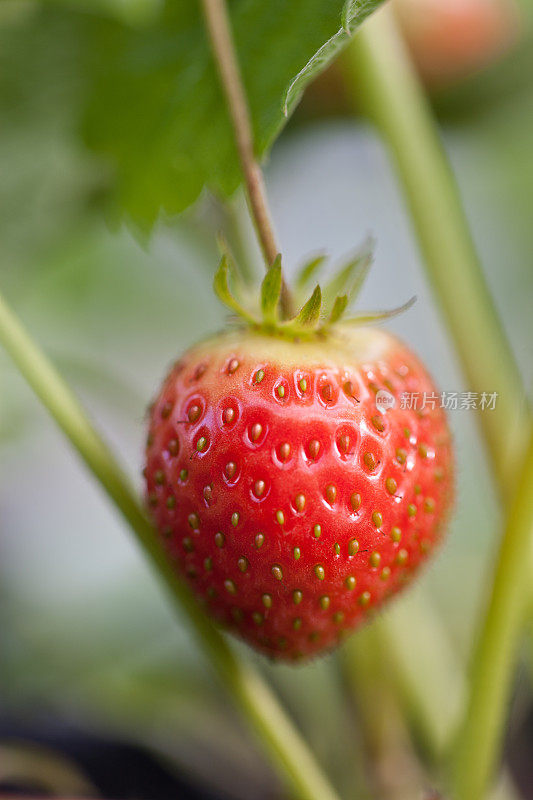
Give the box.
[292,285,322,328]
[213,255,257,323]
[81,0,385,228]
[283,0,383,116]
[341,0,375,33]
[50,0,159,25]
[261,255,282,324]
[216,233,248,285]
[322,240,374,312]
[345,240,374,302]
[328,294,348,323]
[343,296,416,325]
[296,253,328,293]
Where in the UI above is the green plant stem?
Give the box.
[344,5,531,504]
[342,626,432,800]
[370,592,466,762]
[344,6,533,795]
[0,289,341,800]
[200,0,293,316]
[453,432,533,800]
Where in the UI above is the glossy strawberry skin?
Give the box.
[144,329,453,661]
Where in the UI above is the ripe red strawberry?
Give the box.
[144,250,453,661]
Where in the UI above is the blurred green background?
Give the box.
[1,1,532,798]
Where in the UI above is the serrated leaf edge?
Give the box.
[283,0,384,116]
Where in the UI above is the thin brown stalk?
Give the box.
[201,0,293,315]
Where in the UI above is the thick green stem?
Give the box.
[453,433,533,800]
[344,6,531,503]
[369,592,466,762]
[0,289,340,800]
[342,626,432,800]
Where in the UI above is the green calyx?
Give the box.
[214,239,415,340]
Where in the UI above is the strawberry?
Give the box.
[144,247,453,660]
[394,0,520,87]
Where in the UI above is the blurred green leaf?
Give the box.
[260,255,282,323]
[214,253,256,322]
[295,253,327,293]
[321,240,373,312]
[81,0,384,229]
[292,284,322,327]
[47,0,160,25]
[328,293,348,323]
[0,8,96,290]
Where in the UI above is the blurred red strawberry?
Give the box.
[394,0,521,86]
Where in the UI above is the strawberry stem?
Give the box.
[343,624,432,798]
[453,433,533,800]
[344,5,533,796]
[201,0,293,317]
[0,287,340,800]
